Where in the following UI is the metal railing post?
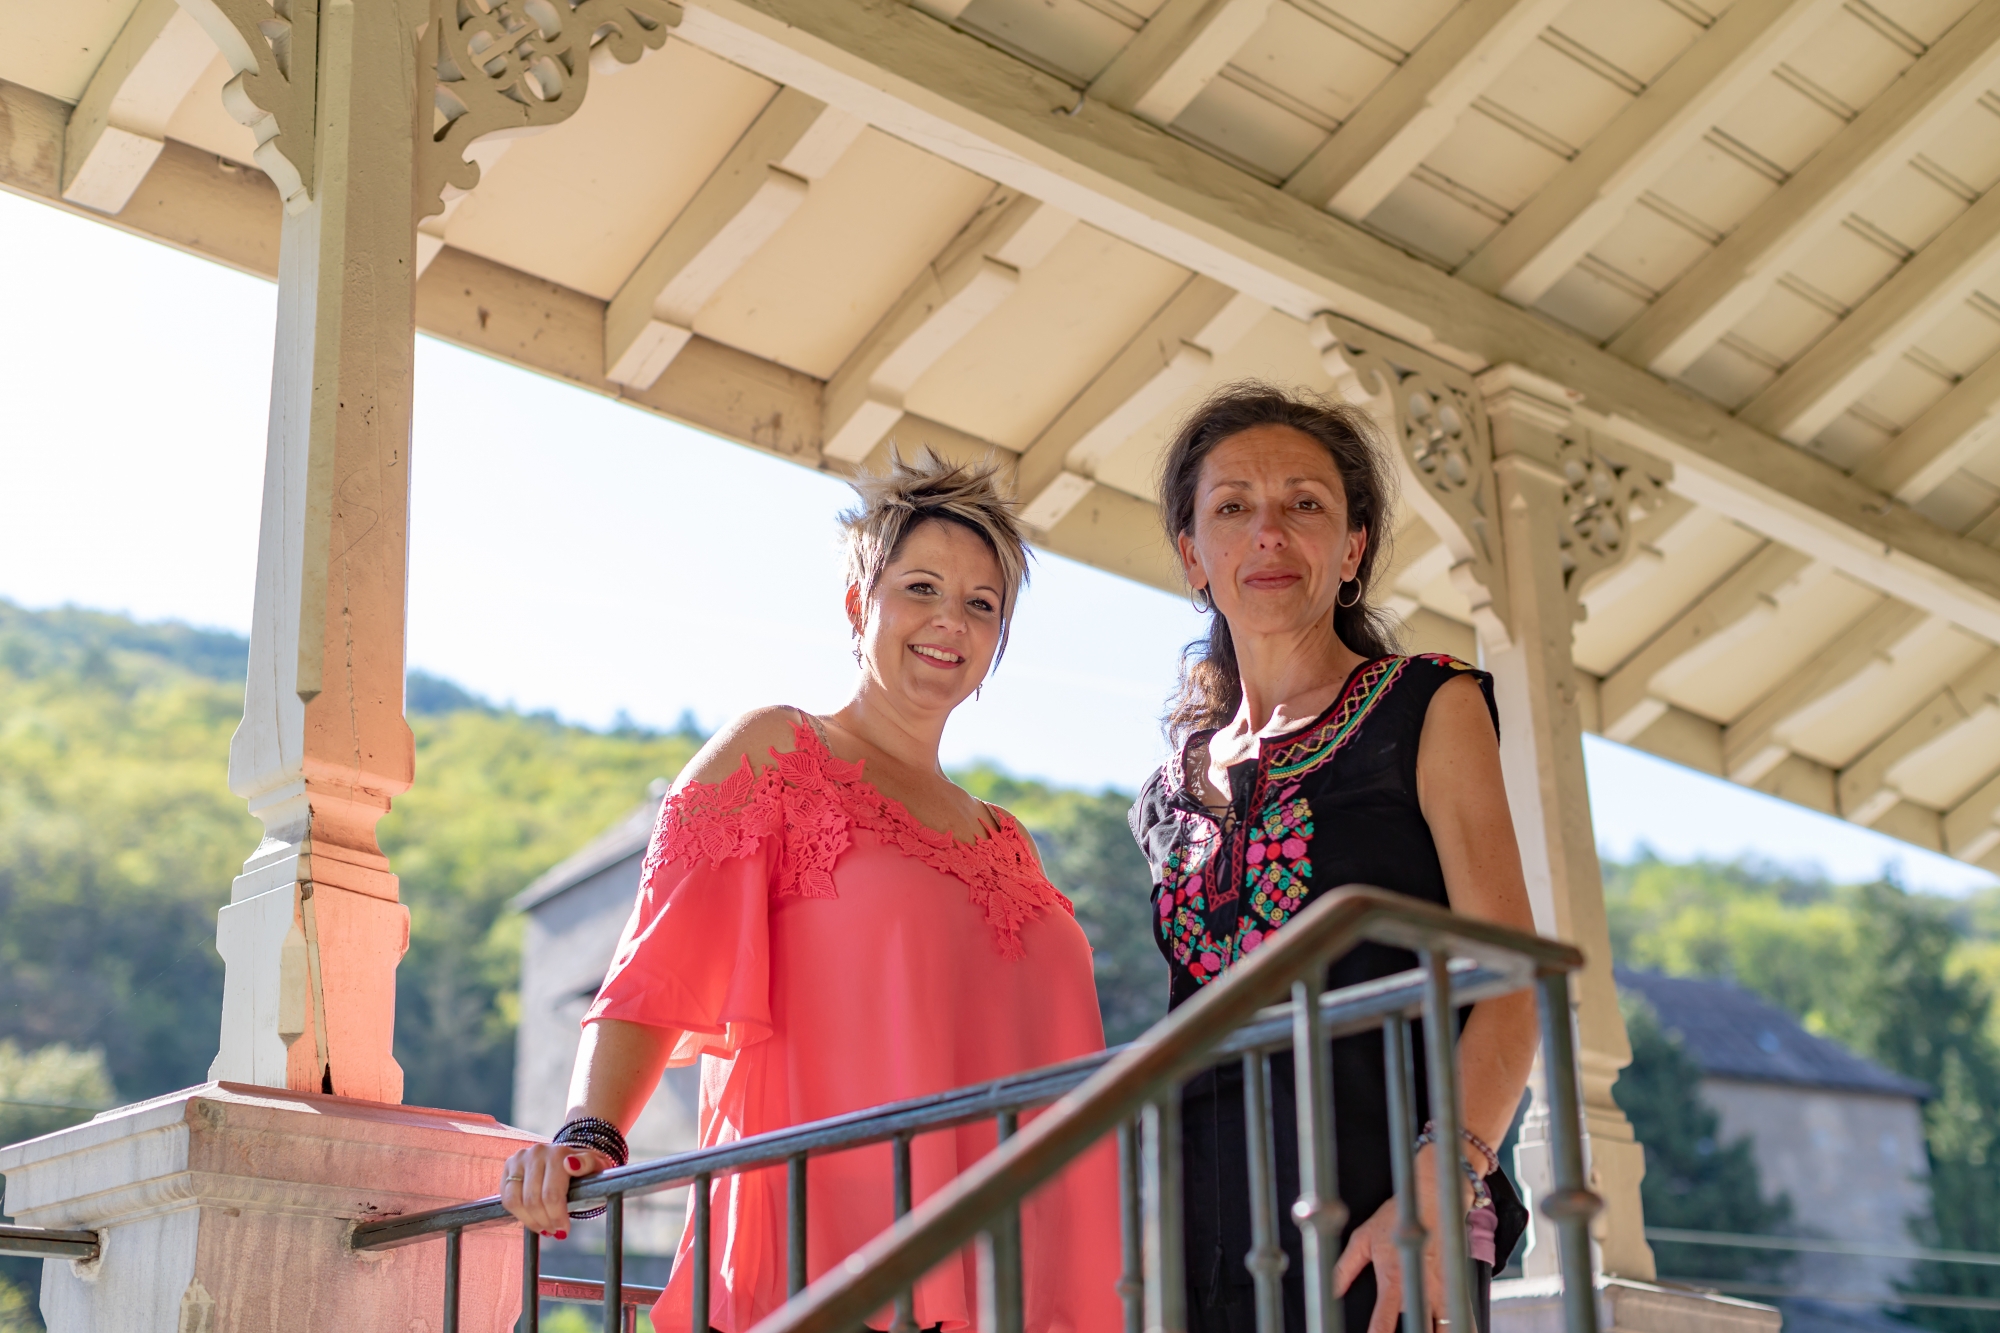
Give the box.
[1290,974,1345,1333]
[789,1154,809,1296]
[1141,1095,1186,1333]
[990,1111,1025,1333]
[603,1195,624,1333]
[693,1172,712,1332]
[521,1227,539,1333]
[443,1226,463,1333]
[1536,970,1604,1333]
[891,1134,918,1333]
[1419,951,1477,1333]
[1116,1118,1144,1333]
[1241,1051,1287,1333]
[1382,1014,1428,1333]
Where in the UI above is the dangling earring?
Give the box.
[851,639,863,665]
[1190,586,1213,613]
[1337,579,1362,608]
[975,683,983,701]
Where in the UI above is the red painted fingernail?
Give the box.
[565,1155,583,1172]
[555,1230,568,1241]
[539,1230,550,1237]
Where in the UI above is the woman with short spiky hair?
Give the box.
[500,449,1120,1333]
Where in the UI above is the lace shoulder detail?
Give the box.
[642,724,859,901]
[641,723,1073,958]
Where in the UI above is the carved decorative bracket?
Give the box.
[1553,429,1669,621]
[177,0,318,214]
[418,0,681,221]
[1308,312,1511,650]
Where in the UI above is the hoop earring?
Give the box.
[1190,586,1213,613]
[1337,579,1362,608]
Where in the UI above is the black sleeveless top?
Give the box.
[1128,655,1524,1324]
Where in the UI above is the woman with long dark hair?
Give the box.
[1129,384,1539,1332]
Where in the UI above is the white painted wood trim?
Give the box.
[1608,3,2000,378]
[1088,0,1275,126]
[63,0,217,215]
[1280,0,1570,220]
[1836,649,2000,824]
[1455,0,1843,304]
[1857,348,2000,502]
[604,88,861,388]
[821,190,1077,463]
[1719,598,1931,782]
[1597,543,1817,742]
[1739,180,2000,444]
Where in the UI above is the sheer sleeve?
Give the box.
[584,756,809,1065]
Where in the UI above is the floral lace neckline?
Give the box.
[647,721,1072,959]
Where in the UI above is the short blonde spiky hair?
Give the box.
[839,447,1032,664]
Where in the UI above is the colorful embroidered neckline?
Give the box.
[1261,656,1406,783]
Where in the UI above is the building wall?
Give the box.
[516,849,700,1259]
[1700,1078,1929,1300]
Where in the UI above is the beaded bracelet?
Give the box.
[1413,1122,1494,1213]
[552,1116,630,1220]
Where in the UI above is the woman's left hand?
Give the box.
[1332,1146,1457,1333]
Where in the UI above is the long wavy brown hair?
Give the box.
[1159,383,1401,742]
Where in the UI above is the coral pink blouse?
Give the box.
[585,721,1122,1333]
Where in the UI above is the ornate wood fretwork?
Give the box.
[418,0,681,220]
[1307,311,1511,648]
[177,0,318,213]
[1553,429,1668,618]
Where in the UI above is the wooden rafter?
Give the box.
[61,0,216,216]
[1739,180,2000,445]
[1280,0,1568,220]
[1855,346,2000,502]
[1837,649,2000,825]
[1608,2,2000,379]
[1087,0,1273,127]
[1455,0,1843,305]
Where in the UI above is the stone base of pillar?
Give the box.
[1493,1276,1781,1333]
[0,1082,537,1332]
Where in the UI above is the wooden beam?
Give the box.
[1280,0,1568,220]
[1609,2,2000,378]
[61,0,218,216]
[822,189,1077,462]
[1855,346,2000,502]
[669,0,2000,642]
[1836,648,2000,824]
[1944,767,2000,862]
[1455,0,1841,304]
[1739,180,2000,444]
[1013,274,1263,529]
[1088,0,1274,127]
[1597,543,1818,742]
[604,88,862,389]
[1720,597,1932,782]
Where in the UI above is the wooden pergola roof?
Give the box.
[6,0,2000,872]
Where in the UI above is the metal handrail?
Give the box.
[350,887,1601,1333]
[0,1223,100,1261]
[354,958,1519,1248]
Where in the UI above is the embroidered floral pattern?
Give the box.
[642,722,1071,959]
[1158,791,1316,986]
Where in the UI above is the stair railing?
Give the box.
[351,886,1601,1333]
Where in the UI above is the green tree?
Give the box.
[0,1041,114,1331]
[1614,996,1791,1283]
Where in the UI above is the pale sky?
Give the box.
[2,187,1991,895]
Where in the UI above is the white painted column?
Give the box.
[208,0,420,1104]
[1477,367,1654,1282]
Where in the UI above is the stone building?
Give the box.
[1619,968,1932,1320]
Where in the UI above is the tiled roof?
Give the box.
[1616,967,1929,1101]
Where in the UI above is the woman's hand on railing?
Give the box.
[500,1141,614,1239]
[1332,1144,1459,1333]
